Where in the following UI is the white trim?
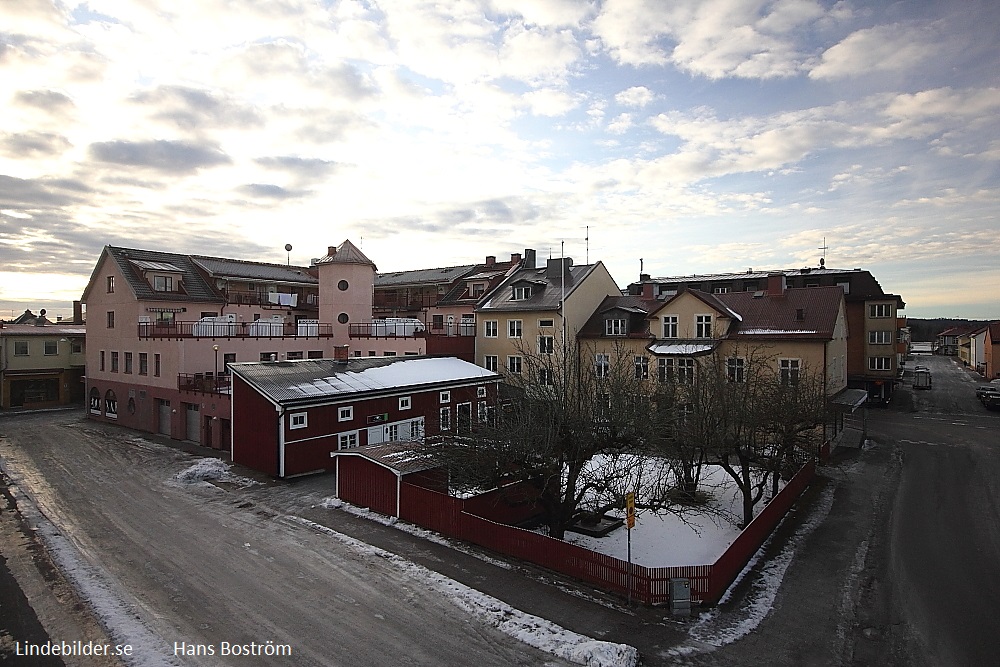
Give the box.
[399,395,411,410]
[290,411,308,429]
[278,408,286,478]
[338,405,354,421]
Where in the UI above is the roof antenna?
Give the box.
[585,225,589,264]
[285,243,292,266]
[818,236,829,267]
[640,257,643,277]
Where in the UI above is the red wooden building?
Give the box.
[229,355,500,477]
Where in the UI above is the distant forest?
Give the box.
[907,318,991,342]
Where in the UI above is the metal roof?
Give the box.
[229,356,500,406]
[192,256,318,285]
[0,324,87,337]
[101,246,224,303]
[334,442,439,476]
[129,259,183,272]
[477,263,601,312]
[375,264,478,287]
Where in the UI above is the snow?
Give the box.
[647,343,716,355]
[739,328,818,335]
[173,458,259,488]
[287,516,639,667]
[287,357,496,397]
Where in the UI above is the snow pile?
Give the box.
[174,458,257,487]
[286,516,638,667]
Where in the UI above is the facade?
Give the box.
[969,326,989,375]
[475,257,621,376]
[0,320,86,410]
[628,266,902,404]
[985,323,1000,380]
[229,355,500,477]
[81,241,374,449]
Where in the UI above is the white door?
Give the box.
[367,425,386,446]
[185,403,200,443]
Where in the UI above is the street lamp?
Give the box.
[213,345,219,382]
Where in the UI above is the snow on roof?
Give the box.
[231,356,499,405]
[739,328,819,335]
[647,342,717,355]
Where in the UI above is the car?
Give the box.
[975,378,1000,399]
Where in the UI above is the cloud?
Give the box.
[129,86,262,132]
[88,139,231,173]
[13,89,75,113]
[1,131,72,157]
[238,183,307,200]
[810,23,942,80]
[614,86,654,108]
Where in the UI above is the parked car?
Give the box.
[976,379,1000,410]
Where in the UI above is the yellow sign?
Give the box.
[626,492,635,529]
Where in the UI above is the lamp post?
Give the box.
[212,345,219,389]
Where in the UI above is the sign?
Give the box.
[366,413,389,425]
[625,492,635,529]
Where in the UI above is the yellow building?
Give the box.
[1,320,86,410]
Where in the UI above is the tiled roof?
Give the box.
[229,356,499,406]
[578,295,660,337]
[313,240,377,269]
[334,442,439,475]
[717,286,845,340]
[437,262,520,305]
[102,246,224,303]
[192,256,318,285]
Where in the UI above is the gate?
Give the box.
[184,403,200,443]
[158,399,171,436]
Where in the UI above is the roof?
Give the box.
[334,442,439,476]
[191,256,318,285]
[717,286,845,341]
[85,246,224,304]
[437,258,522,306]
[0,324,86,337]
[644,267,865,283]
[653,289,744,323]
[578,295,660,338]
[647,342,719,355]
[477,261,603,313]
[375,264,478,288]
[229,356,499,406]
[312,240,377,269]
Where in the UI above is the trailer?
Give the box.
[913,367,932,390]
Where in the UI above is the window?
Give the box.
[478,401,488,422]
[338,280,349,291]
[155,311,174,327]
[124,352,133,374]
[223,353,236,373]
[338,406,354,421]
[658,358,672,382]
[200,312,218,319]
[507,355,522,374]
[440,390,451,403]
[337,313,349,324]
[439,406,451,430]
[538,319,554,328]
[432,314,444,330]
[661,358,694,384]
[153,275,173,291]
[678,358,694,384]
[538,368,554,385]
[286,351,304,360]
[383,351,397,356]
[71,340,83,354]
[104,390,117,419]
[484,321,498,338]
[595,353,610,378]
[477,385,487,399]
[290,412,308,429]
[139,353,148,375]
[780,358,800,386]
[110,351,119,373]
[399,396,411,410]
[508,319,522,338]
[484,355,498,372]
[99,351,105,371]
[727,357,745,383]
[308,350,323,359]
[634,355,649,379]
[538,336,554,355]
[338,431,358,449]
[869,330,892,345]
[43,340,58,355]
[869,356,893,371]
[368,351,377,357]
[410,419,424,440]
[14,341,29,356]
[869,304,892,318]
[260,352,277,361]
[472,283,485,297]
[512,285,531,300]
[89,388,101,414]
[605,319,627,336]
[106,275,114,293]
[154,353,161,377]
[696,315,712,338]
[713,286,730,294]
[662,316,678,339]
[107,311,115,328]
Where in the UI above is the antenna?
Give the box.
[585,225,589,264]
[640,258,643,276]
[284,243,293,265]
[818,237,829,266]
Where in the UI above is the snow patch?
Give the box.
[174,458,258,488]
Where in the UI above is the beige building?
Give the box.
[0,320,86,410]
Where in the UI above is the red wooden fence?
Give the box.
[390,461,816,606]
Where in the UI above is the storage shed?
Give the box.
[229,355,500,477]
[334,442,446,517]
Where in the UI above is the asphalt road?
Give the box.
[863,354,1000,666]
[0,413,570,667]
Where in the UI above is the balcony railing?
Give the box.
[348,320,477,338]
[178,373,231,395]
[139,321,334,339]
[224,290,319,310]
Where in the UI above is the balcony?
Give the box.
[139,321,334,339]
[224,289,319,310]
[178,373,231,396]
[350,320,427,339]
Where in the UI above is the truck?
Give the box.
[913,366,932,390]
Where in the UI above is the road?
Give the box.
[861,354,1000,666]
[0,412,571,667]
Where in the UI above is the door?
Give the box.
[204,416,214,449]
[367,425,386,446]
[158,399,171,436]
[185,403,200,443]
[457,402,472,434]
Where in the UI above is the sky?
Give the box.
[2,0,998,321]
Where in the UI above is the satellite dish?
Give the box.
[284,244,293,252]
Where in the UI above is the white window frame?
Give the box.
[869,303,892,318]
[439,390,451,404]
[290,412,308,429]
[695,314,713,338]
[14,341,29,356]
[662,316,678,339]
[399,396,411,410]
[677,357,695,385]
[512,285,531,300]
[780,358,801,385]
[868,356,893,371]
[508,319,522,338]
[338,405,354,422]
[483,355,498,372]
[595,353,610,378]
[538,367,554,385]
[634,355,649,380]
[869,330,892,345]
[538,335,554,355]
[477,385,487,399]
[605,319,627,336]
[439,406,451,431]
[44,340,58,356]
[727,357,746,383]
[538,319,554,328]
[338,431,359,449]
[484,320,498,338]
[507,355,522,374]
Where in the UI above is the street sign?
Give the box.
[626,492,635,529]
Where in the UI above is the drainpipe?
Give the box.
[277,406,286,478]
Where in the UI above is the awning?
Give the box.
[830,388,868,413]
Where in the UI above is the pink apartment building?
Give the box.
[81,240,376,450]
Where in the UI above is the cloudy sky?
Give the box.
[2,0,998,320]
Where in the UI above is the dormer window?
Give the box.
[512,285,532,300]
[153,275,173,292]
[472,283,486,297]
[606,318,627,336]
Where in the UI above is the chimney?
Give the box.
[485,255,496,267]
[327,245,337,257]
[795,308,806,321]
[767,273,786,296]
[641,282,654,299]
[333,345,349,363]
[523,249,536,269]
[73,300,83,324]
[510,252,521,265]
[545,257,573,280]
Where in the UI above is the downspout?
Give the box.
[277,405,286,478]
[396,473,401,519]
